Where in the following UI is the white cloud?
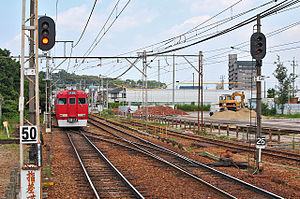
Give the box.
[56,5,89,31]
[286,25,300,38]
[3,34,21,55]
[182,0,234,13]
[113,16,138,32]
[112,8,157,32]
[166,15,211,36]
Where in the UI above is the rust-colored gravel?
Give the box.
[94,139,223,198]
[42,128,82,198]
[0,144,19,198]
[100,117,300,199]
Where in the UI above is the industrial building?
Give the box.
[228,54,256,90]
[126,89,256,106]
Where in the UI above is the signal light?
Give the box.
[250,32,266,60]
[38,16,55,51]
[42,37,49,45]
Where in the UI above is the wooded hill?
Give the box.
[52,69,166,90]
[0,47,165,122]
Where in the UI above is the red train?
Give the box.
[55,89,88,127]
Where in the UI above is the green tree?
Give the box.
[267,88,276,98]
[0,49,21,120]
[273,56,297,114]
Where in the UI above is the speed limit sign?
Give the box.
[20,126,38,144]
[256,137,266,149]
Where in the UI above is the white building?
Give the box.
[126,89,256,106]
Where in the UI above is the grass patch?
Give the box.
[220,135,229,139]
[269,113,300,119]
[0,133,10,139]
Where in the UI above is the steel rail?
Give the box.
[67,133,100,199]
[127,120,300,162]
[105,116,300,162]
[81,130,237,199]
[88,115,285,199]
[80,132,145,199]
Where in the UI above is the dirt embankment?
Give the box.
[133,106,189,116]
[211,108,265,120]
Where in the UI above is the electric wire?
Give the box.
[147,0,300,56]
[83,0,131,57]
[117,0,275,56]
[73,0,99,48]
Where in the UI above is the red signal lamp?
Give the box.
[256,49,262,54]
[42,37,49,45]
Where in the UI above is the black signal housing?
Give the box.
[38,16,55,51]
[250,32,266,60]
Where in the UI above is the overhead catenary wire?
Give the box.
[73,0,99,48]
[83,0,131,57]
[117,0,274,57]
[147,0,300,56]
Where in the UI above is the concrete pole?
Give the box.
[106,79,109,110]
[144,51,148,121]
[158,59,160,83]
[29,0,36,124]
[0,98,2,123]
[256,15,263,171]
[200,51,204,132]
[172,54,175,107]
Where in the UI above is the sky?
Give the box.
[1,0,300,90]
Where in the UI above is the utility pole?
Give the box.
[143,51,148,121]
[44,52,51,133]
[220,75,225,90]
[158,59,160,83]
[200,51,204,133]
[0,98,2,123]
[291,57,298,97]
[106,79,109,110]
[29,0,36,124]
[192,73,195,89]
[20,0,41,198]
[198,51,203,133]
[172,54,175,107]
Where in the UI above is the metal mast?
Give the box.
[20,0,41,198]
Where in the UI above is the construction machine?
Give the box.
[219,91,245,111]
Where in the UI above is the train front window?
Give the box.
[69,98,76,105]
[57,98,67,105]
[78,98,87,104]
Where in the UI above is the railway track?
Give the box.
[92,114,300,164]
[87,115,284,199]
[162,115,300,134]
[67,131,145,198]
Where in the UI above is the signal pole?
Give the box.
[256,15,262,171]
[44,52,51,133]
[29,0,36,124]
[251,15,266,172]
[20,0,41,198]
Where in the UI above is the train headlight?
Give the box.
[78,114,86,117]
[60,114,68,117]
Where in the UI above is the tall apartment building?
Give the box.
[228,54,256,90]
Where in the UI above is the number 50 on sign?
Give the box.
[20,126,38,144]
